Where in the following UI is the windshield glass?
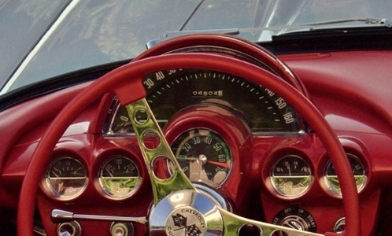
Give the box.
[1,0,391,94]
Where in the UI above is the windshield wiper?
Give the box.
[300,17,392,28]
[272,17,392,38]
[146,0,239,48]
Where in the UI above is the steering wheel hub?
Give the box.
[149,190,223,236]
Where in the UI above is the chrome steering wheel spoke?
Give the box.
[125,98,195,204]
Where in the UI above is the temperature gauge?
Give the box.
[324,153,367,196]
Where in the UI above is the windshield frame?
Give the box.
[1,0,392,96]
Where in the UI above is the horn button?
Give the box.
[148,190,224,236]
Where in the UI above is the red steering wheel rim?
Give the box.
[17,53,359,236]
[136,34,309,97]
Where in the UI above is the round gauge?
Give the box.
[99,155,141,199]
[324,153,367,196]
[45,157,87,200]
[171,128,232,188]
[270,155,312,197]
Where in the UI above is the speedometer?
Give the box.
[107,69,301,135]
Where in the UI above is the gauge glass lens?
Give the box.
[107,69,301,134]
[171,129,232,188]
[45,157,87,200]
[99,155,141,198]
[270,155,312,197]
[324,153,366,196]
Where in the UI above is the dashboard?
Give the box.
[2,34,392,236]
[34,64,370,234]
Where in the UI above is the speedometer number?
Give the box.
[144,78,155,89]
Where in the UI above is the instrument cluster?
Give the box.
[40,68,368,203]
[40,143,368,203]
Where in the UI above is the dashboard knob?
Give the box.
[57,221,81,236]
[110,222,134,236]
[333,217,345,233]
[272,207,317,232]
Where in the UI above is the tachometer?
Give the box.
[45,157,88,200]
[171,128,232,188]
[98,155,141,199]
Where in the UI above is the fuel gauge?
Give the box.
[270,155,312,198]
[45,157,88,200]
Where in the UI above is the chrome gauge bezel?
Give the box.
[44,156,88,201]
[98,155,142,200]
[323,153,367,197]
[269,155,313,198]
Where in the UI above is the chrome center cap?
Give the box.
[149,190,224,236]
[166,207,207,236]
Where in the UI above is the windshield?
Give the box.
[1,0,391,94]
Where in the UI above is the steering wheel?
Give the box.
[17,50,359,235]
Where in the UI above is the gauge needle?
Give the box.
[285,162,291,175]
[177,156,198,161]
[207,160,230,168]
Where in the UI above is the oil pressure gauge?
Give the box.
[270,155,312,198]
